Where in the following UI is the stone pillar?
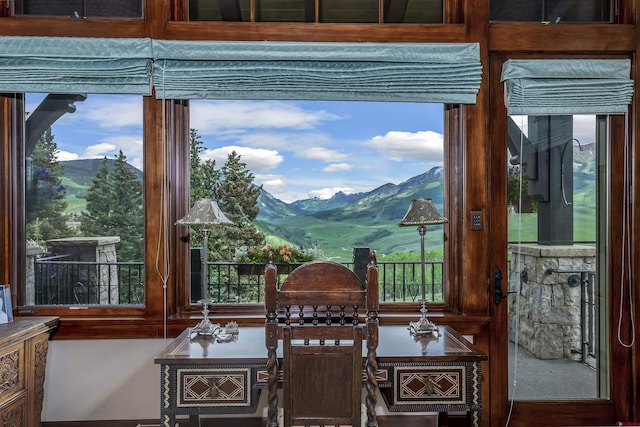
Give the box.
[508,243,596,360]
[25,245,43,306]
[46,237,120,305]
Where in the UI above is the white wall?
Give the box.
[40,337,440,423]
[42,338,167,422]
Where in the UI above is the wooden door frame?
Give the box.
[487,52,632,426]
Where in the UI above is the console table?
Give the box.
[0,317,59,427]
[155,325,486,427]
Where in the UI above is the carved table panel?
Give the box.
[156,325,486,427]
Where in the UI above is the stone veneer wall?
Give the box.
[25,245,43,306]
[508,244,596,360]
[46,237,121,304]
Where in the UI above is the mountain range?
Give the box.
[255,166,446,260]
[58,157,446,260]
[57,143,595,261]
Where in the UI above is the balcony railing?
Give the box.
[547,268,597,365]
[196,260,445,304]
[32,258,444,306]
[34,255,144,305]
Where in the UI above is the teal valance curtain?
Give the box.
[501,59,633,115]
[0,36,153,94]
[152,40,482,103]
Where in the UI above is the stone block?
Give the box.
[531,323,564,359]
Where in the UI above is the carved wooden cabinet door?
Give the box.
[0,317,58,427]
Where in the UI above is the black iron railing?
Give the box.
[549,268,597,364]
[198,260,445,304]
[34,255,144,305]
[33,258,444,306]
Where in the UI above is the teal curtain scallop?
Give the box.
[0,37,482,102]
[501,59,633,115]
[0,36,153,94]
[152,40,482,103]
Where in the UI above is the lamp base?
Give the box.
[190,299,221,336]
[408,306,440,337]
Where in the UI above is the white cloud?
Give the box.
[83,143,117,158]
[299,146,349,162]
[510,114,596,146]
[256,173,286,188]
[236,132,333,150]
[202,146,284,171]
[259,173,387,202]
[77,135,144,170]
[56,150,79,161]
[60,95,142,129]
[573,115,596,144]
[271,191,301,204]
[255,173,286,195]
[364,130,443,162]
[323,163,354,173]
[309,187,356,200]
[103,135,144,170]
[191,100,342,134]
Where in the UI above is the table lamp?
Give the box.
[399,198,448,337]
[176,199,233,335]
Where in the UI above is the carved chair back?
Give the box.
[264,253,379,427]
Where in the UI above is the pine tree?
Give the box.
[220,151,261,223]
[188,131,264,260]
[25,128,69,242]
[188,130,220,249]
[217,151,265,259]
[111,151,143,261]
[82,158,113,236]
[82,152,143,261]
[189,129,222,201]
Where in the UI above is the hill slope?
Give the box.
[59,159,143,214]
[256,167,446,261]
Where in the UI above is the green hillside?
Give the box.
[60,176,88,214]
[257,178,446,261]
[58,155,597,262]
[507,174,597,243]
[60,158,143,215]
[257,165,596,261]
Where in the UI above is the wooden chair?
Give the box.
[264,252,380,427]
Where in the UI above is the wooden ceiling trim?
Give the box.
[0,18,147,38]
[489,23,635,53]
[165,22,466,42]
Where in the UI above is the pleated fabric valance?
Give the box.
[152,40,482,103]
[501,59,633,115]
[0,36,153,95]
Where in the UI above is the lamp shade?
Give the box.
[175,199,234,226]
[399,198,448,226]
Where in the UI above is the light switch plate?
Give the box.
[471,210,483,230]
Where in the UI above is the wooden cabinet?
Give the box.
[0,317,58,427]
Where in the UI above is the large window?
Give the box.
[11,0,143,18]
[23,93,144,307]
[187,0,444,23]
[490,0,612,22]
[186,100,448,306]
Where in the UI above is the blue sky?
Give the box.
[27,94,445,203]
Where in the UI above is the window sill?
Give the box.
[40,311,489,340]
